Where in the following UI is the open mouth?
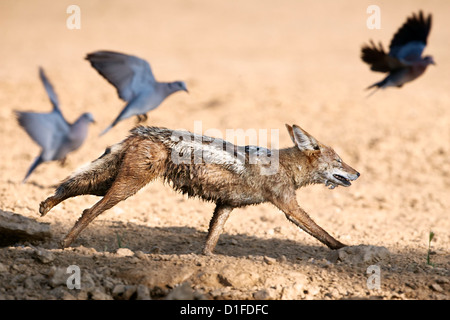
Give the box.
[333,174,351,186]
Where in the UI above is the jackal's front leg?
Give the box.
[273,197,346,250]
[203,204,233,255]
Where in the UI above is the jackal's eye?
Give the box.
[335,158,342,164]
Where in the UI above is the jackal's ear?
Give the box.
[287,124,319,151]
[285,124,295,143]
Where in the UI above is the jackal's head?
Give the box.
[286,124,360,189]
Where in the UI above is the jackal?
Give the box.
[39,124,360,254]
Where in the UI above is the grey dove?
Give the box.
[361,11,435,95]
[85,50,188,136]
[15,67,95,183]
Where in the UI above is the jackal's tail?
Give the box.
[56,143,124,197]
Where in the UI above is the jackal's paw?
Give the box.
[39,200,51,217]
[39,201,50,217]
[202,248,215,256]
[331,242,347,250]
[326,245,391,265]
[60,237,73,249]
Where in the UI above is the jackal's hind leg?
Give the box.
[39,177,115,217]
[203,204,233,255]
[61,162,157,248]
[61,193,124,248]
[40,195,68,217]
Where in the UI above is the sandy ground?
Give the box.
[0,0,449,300]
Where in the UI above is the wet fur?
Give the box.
[40,125,360,254]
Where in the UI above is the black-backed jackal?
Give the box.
[40,124,360,254]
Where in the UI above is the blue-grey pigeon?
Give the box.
[85,51,188,136]
[15,68,95,183]
[361,11,435,94]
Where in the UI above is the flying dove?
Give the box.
[361,11,435,94]
[15,68,95,183]
[85,50,188,136]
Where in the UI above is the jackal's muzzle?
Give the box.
[326,170,360,189]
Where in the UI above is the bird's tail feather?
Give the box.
[365,86,381,98]
[365,79,387,98]
[99,124,113,137]
[99,108,127,136]
[23,155,44,183]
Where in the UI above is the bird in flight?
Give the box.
[15,68,95,183]
[361,11,434,95]
[85,51,188,136]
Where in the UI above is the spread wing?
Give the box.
[389,11,432,61]
[15,110,70,152]
[39,67,62,114]
[361,40,406,73]
[85,50,156,102]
